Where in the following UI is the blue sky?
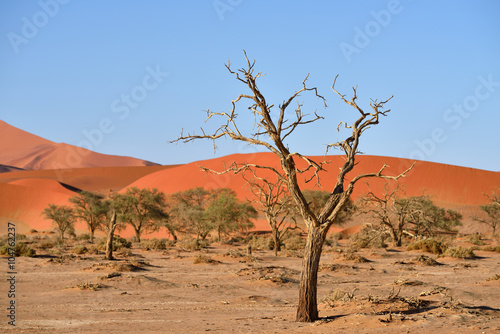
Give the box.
[1,0,499,171]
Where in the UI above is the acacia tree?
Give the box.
[101,192,127,260]
[172,52,413,322]
[42,204,76,244]
[120,187,167,243]
[472,189,500,233]
[69,191,106,243]
[206,188,257,241]
[169,187,212,240]
[360,184,462,244]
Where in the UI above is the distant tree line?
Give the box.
[41,186,256,260]
[41,184,500,260]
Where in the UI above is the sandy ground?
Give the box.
[1,239,499,334]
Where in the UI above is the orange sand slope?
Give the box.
[127,153,500,206]
[0,178,77,234]
[0,165,179,192]
[0,120,158,170]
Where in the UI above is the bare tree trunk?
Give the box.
[296,225,327,322]
[105,212,117,260]
[272,227,281,257]
[89,227,94,244]
[134,228,141,243]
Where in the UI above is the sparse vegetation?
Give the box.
[0,242,36,257]
[140,238,172,250]
[97,235,131,251]
[413,255,439,266]
[350,225,388,249]
[465,233,485,245]
[71,245,88,254]
[407,238,448,255]
[322,289,356,308]
[487,273,500,281]
[482,245,500,253]
[76,282,102,291]
[443,246,476,259]
[178,238,209,251]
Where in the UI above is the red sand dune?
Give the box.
[126,153,500,207]
[0,120,158,170]
[0,178,79,234]
[0,165,178,193]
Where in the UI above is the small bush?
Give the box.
[97,236,132,251]
[77,282,101,291]
[178,238,210,251]
[444,246,476,259]
[342,250,369,263]
[249,235,274,251]
[16,234,28,241]
[466,234,485,246]
[350,225,388,249]
[71,245,88,254]
[482,245,500,253]
[413,255,439,266]
[140,238,173,250]
[0,243,36,257]
[283,234,305,250]
[76,234,91,241]
[322,289,356,308]
[407,239,447,255]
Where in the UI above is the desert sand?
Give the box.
[0,236,499,333]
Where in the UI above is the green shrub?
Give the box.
[407,239,448,255]
[76,233,91,241]
[444,246,476,259]
[249,235,274,250]
[482,245,500,253]
[350,225,388,249]
[71,245,88,254]
[283,232,305,250]
[0,242,36,257]
[140,238,173,250]
[466,234,485,246]
[178,238,210,251]
[97,236,132,251]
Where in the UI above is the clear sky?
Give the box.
[1,0,499,171]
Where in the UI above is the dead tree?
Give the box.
[244,170,299,256]
[171,51,414,322]
[358,183,412,246]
